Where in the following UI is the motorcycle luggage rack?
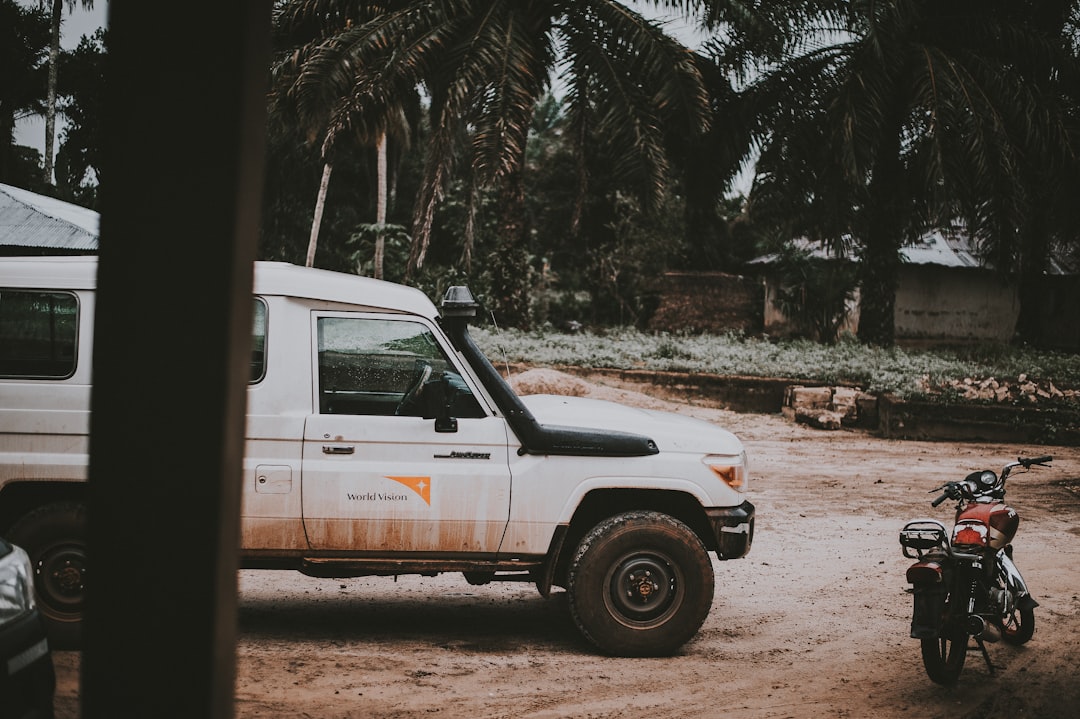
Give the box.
[900,519,949,559]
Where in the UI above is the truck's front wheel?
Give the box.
[567,511,713,657]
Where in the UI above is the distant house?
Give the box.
[749,230,1079,347]
[891,231,1018,345]
[0,183,99,256]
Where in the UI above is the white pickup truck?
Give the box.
[0,256,753,656]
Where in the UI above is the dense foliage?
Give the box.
[0,0,50,189]
[1,0,104,204]
[262,0,1080,343]
[717,0,1080,346]
[6,1,1080,352]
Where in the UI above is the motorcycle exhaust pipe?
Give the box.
[967,615,1001,643]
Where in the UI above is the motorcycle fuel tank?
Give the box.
[952,502,1018,550]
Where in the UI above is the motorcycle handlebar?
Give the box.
[928,480,973,506]
[927,457,1053,507]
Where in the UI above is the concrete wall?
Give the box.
[894,265,1019,343]
[648,271,763,334]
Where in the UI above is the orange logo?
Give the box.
[386,476,431,505]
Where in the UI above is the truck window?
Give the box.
[316,317,482,417]
[0,289,78,378]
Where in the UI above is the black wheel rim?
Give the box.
[603,550,682,627]
[35,541,87,616]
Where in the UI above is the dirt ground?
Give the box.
[52,370,1080,718]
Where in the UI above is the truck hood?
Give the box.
[519,394,743,456]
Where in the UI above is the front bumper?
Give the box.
[707,500,755,559]
[0,609,56,719]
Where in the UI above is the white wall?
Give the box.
[894,266,1019,343]
[763,265,1019,343]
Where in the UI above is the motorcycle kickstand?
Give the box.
[973,637,997,676]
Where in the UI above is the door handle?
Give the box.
[322,445,355,455]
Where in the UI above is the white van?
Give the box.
[0,256,753,656]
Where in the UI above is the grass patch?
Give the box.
[472,327,1080,399]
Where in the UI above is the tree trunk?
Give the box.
[374,132,387,280]
[306,162,333,268]
[856,122,905,347]
[375,132,387,225]
[1015,207,1049,346]
[43,0,62,186]
[855,240,900,347]
[0,108,15,183]
[460,178,476,273]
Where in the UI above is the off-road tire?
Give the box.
[920,599,968,687]
[8,502,88,649]
[567,511,714,657]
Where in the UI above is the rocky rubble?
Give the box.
[920,373,1080,404]
[784,375,1080,438]
[782,385,877,430]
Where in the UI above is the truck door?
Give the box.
[301,313,511,555]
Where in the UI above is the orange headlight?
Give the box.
[705,453,748,491]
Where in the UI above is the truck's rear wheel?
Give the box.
[567,511,713,657]
[8,502,87,649]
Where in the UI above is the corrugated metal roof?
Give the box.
[749,230,984,269]
[746,237,850,266]
[900,229,981,267]
[0,183,99,251]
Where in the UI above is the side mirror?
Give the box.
[434,409,458,434]
[421,375,459,433]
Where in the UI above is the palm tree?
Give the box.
[720,0,1080,346]
[273,1,714,326]
[39,0,95,187]
[271,1,424,270]
[0,0,49,185]
[972,1,1080,346]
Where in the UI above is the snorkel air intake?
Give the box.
[439,286,658,457]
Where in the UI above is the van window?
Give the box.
[250,298,267,383]
[317,317,483,417]
[0,290,79,378]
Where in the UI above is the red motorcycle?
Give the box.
[899,455,1050,685]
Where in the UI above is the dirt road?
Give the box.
[52,371,1080,718]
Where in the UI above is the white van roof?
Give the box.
[0,256,441,319]
[0,255,98,289]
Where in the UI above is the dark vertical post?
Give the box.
[84,3,269,717]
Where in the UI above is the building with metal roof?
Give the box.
[0,183,99,255]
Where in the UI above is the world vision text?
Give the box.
[346,492,410,502]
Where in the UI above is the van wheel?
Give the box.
[567,511,714,657]
[8,502,87,649]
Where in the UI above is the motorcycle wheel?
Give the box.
[921,625,967,686]
[1001,605,1035,645]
